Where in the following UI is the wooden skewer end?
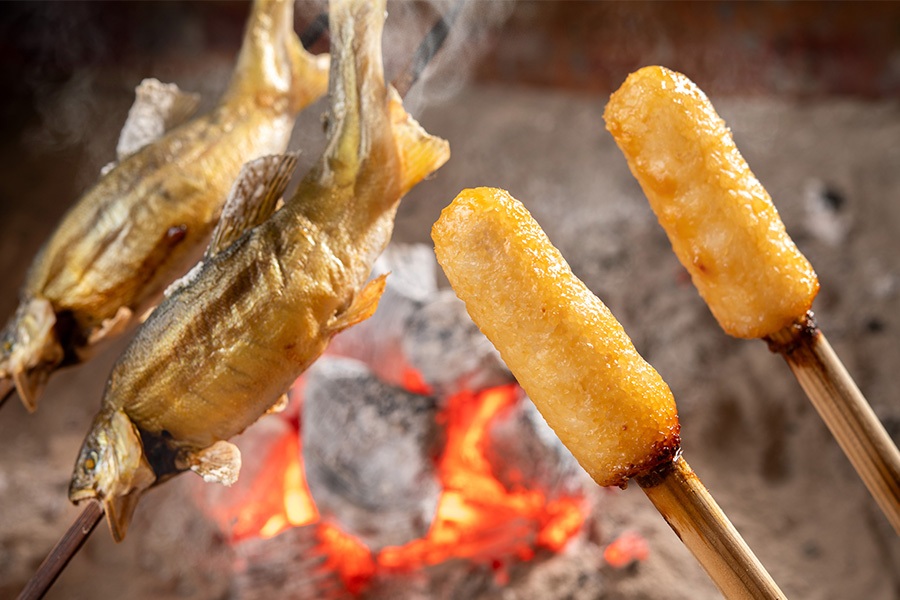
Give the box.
[636,455,786,600]
[764,312,900,537]
[17,501,103,600]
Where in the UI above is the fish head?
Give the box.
[2,297,65,412]
[69,409,156,542]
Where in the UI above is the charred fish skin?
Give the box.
[70,0,450,542]
[0,0,329,412]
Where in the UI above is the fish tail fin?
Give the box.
[225,0,329,114]
[387,87,451,196]
[320,0,391,187]
[2,298,64,412]
[286,16,330,114]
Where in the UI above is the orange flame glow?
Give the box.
[224,382,587,592]
[378,384,586,570]
[603,531,650,569]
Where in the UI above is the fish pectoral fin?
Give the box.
[180,441,242,486]
[12,369,48,413]
[205,153,300,258]
[85,305,135,350]
[326,274,388,335]
[9,298,64,412]
[116,78,201,161]
[101,425,156,543]
[265,392,290,415]
[103,489,143,543]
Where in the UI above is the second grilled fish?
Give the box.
[1,0,329,411]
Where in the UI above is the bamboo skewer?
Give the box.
[392,0,466,97]
[765,311,900,536]
[603,66,900,541]
[17,501,103,600]
[636,455,786,600]
[433,188,788,600]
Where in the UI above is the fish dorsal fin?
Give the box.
[205,153,299,258]
[116,78,201,161]
[326,273,388,335]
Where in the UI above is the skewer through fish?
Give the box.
[69,0,450,542]
[0,0,329,412]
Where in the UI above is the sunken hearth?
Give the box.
[3,3,900,596]
[192,244,617,599]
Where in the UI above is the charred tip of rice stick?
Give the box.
[635,455,787,600]
[17,500,103,600]
[765,312,900,537]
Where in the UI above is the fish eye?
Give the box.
[84,451,99,471]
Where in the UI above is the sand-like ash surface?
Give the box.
[1,2,899,599]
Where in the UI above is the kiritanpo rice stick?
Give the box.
[433,187,786,600]
[604,65,900,537]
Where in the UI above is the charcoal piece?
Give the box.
[404,290,514,398]
[302,356,443,550]
[485,396,587,499]
[325,243,437,391]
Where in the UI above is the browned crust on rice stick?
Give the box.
[604,65,818,339]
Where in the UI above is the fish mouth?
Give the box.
[68,485,98,503]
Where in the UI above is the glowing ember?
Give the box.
[258,432,318,539]
[379,384,586,569]
[223,382,587,593]
[603,531,650,569]
[319,524,377,594]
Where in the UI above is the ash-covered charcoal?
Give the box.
[231,525,349,600]
[486,396,588,499]
[325,243,439,391]
[302,356,443,550]
[404,290,515,398]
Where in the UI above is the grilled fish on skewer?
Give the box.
[69,0,450,542]
[0,0,329,411]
